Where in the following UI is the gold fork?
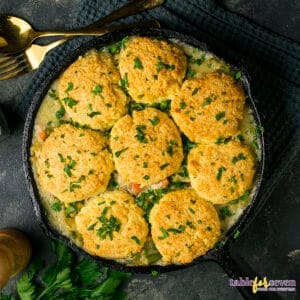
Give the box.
[0,19,160,81]
[0,39,64,81]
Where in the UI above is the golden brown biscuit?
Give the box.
[110,108,183,186]
[119,36,187,104]
[75,191,149,259]
[149,189,220,264]
[35,124,114,203]
[171,72,245,143]
[188,142,256,204]
[58,50,127,131]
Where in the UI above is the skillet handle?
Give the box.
[210,243,282,300]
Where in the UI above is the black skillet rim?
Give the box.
[23,27,265,274]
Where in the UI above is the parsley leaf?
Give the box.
[133,57,143,69]
[55,106,65,119]
[16,259,42,300]
[114,147,129,158]
[216,166,226,180]
[65,82,74,93]
[92,85,103,96]
[62,97,78,108]
[215,111,226,121]
[75,257,101,286]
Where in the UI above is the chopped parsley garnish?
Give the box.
[149,116,160,126]
[216,166,226,180]
[160,163,170,170]
[87,222,97,231]
[215,136,231,145]
[114,147,128,158]
[192,88,199,96]
[92,85,103,96]
[167,225,186,234]
[188,207,195,214]
[182,135,197,153]
[58,153,65,163]
[166,140,178,157]
[121,73,129,93]
[97,207,121,240]
[151,270,158,276]
[143,162,148,168]
[186,220,195,229]
[135,125,148,143]
[87,111,101,118]
[206,226,212,231]
[158,228,169,240]
[236,134,245,142]
[131,236,140,244]
[65,201,81,217]
[178,165,189,177]
[107,36,128,54]
[235,71,242,80]
[229,176,237,184]
[55,106,65,119]
[215,111,226,121]
[229,190,250,205]
[179,99,187,109]
[159,99,171,112]
[219,206,234,220]
[63,97,78,108]
[48,89,59,100]
[156,56,175,73]
[44,158,50,168]
[65,82,74,93]
[187,53,206,65]
[63,158,76,177]
[232,153,246,164]
[239,190,250,201]
[69,182,81,192]
[143,175,150,180]
[136,188,169,220]
[128,101,146,114]
[233,230,240,239]
[51,200,62,212]
[133,57,143,69]
[186,67,196,79]
[202,97,211,107]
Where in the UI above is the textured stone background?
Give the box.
[0,0,299,299]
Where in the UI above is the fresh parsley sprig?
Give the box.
[1,240,130,300]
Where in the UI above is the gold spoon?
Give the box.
[0,0,164,54]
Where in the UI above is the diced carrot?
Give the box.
[130,182,142,195]
[158,178,169,188]
[38,130,47,141]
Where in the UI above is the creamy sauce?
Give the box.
[30,37,262,266]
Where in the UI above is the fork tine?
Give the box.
[0,51,31,81]
[0,52,24,62]
[0,54,27,70]
[0,59,28,74]
[0,64,29,81]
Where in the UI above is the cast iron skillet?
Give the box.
[23,27,265,296]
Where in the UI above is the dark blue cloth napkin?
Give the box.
[19,0,299,211]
